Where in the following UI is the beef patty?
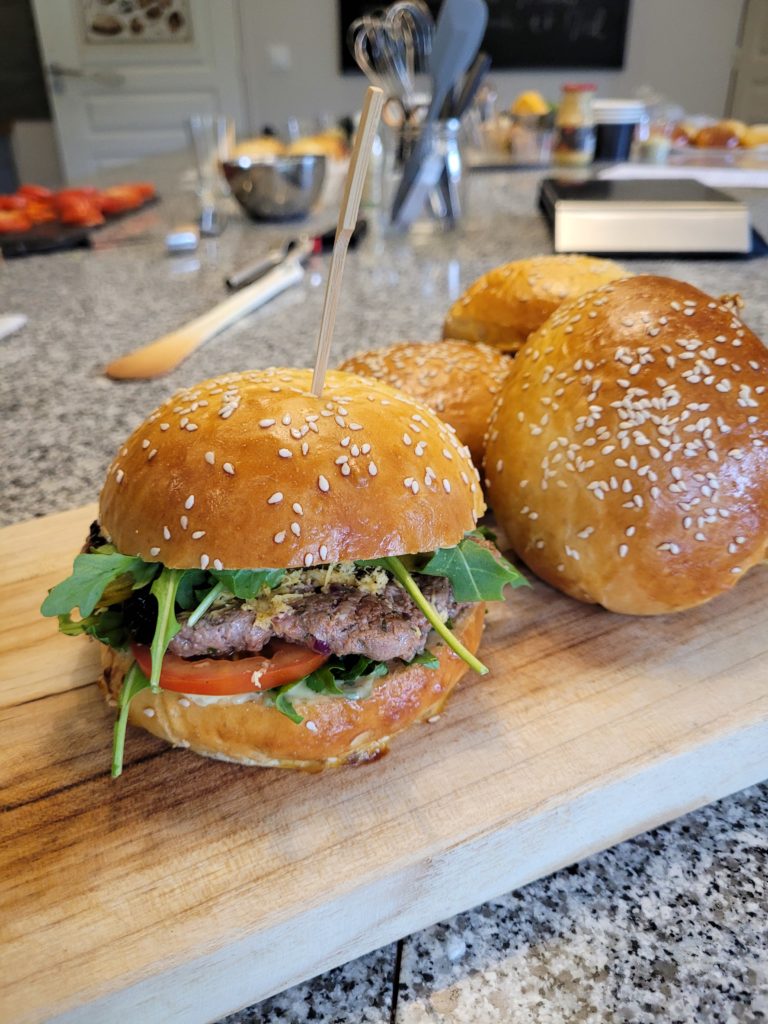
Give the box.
[168,576,462,663]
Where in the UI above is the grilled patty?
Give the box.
[168,576,462,663]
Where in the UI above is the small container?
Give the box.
[389,119,466,233]
[593,99,647,162]
[553,83,596,167]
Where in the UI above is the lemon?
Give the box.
[511,91,550,116]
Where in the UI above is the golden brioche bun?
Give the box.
[693,124,742,149]
[743,124,768,148]
[100,602,485,769]
[444,255,629,353]
[285,131,348,159]
[99,368,484,570]
[484,276,768,614]
[231,136,286,159]
[338,340,512,466]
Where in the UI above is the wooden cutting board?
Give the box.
[1,504,767,1024]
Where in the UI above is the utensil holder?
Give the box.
[391,118,466,231]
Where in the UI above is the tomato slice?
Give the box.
[131,640,329,696]
[0,194,28,211]
[0,210,32,233]
[17,183,52,200]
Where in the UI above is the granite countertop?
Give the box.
[1,155,766,1022]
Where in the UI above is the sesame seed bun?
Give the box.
[99,601,486,768]
[484,275,768,614]
[99,368,484,570]
[443,254,630,354]
[338,340,512,466]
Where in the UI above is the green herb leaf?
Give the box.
[274,689,303,724]
[57,608,128,648]
[175,569,211,610]
[112,660,150,778]
[420,538,528,602]
[409,649,439,669]
[211,568,285,600]
[41,550,158,618]
[148,568,184,692]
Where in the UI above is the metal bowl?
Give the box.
[222,154,327,221]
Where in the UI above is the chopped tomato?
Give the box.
[97,185,144,215]
[131,640,329,696]
[55,186,99,202]
[25,201,57,224]
[0,210,32,233]
[122,181,155,200]
[56,195,105,227]
[0,194,28,211]
[17,183,53,200]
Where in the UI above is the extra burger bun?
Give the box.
[338,340,512,466]
[743,124,768,149]
[100,602,486,769]
[484,276,768,615]
[444,255,629,353]
[231,136,286,159]
[99,368,484,570]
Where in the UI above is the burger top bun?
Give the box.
[484,276,768,615]
[338,340,512,466]
[443,254,629,353]
[99,368,484,570]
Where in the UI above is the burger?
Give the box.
[443,254,629,354]
[484,276,768,615]
[42,369,526,776]
[338,339,512,466]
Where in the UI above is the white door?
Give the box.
[31,0,247,182]
[727,0,768,122]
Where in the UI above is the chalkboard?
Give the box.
[339,0,631,72]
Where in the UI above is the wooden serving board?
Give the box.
[1,505,767,1024]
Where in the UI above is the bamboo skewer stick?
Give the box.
[311,86,384,397]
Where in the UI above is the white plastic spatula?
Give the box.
[391,0,488,225]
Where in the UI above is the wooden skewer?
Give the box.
[311,86,384,397]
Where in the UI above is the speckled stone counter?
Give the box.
[1,155,766,1022]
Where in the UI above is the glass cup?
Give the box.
[387,118,467,234]
[186,114,234,204]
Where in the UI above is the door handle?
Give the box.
[48,62,125,92]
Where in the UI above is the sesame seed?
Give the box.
[150,546,160,556]
[618,544,628,558]
[302,442,309,456]
[148,449,157,461]
[213,559,223,571]
[115,469,124,483]
[291,522,301,536]
[282,414,291,425]
[320,545,328,560]
[267,492,283,504]
[205,451,215,465]
[200,554,210,569]
[223,463,235,475]
[293,502,304,515]
[349,422,363,431]
[278,449,292,459]
[160,423,170,431]
[274,531,286,544]
[304,553,314,566]
[163,526,171,540]
[180,515,188,530]
[141,439,150,449]
[143,708,155,718]
[185,495,195,509]
[318,475,330,492]
[443,479,451,493]
[192,530,206,539]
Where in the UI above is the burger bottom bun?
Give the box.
[100,602,486,770]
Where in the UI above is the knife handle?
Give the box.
[104,259,305,380]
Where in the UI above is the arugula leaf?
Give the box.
[112,660,150,778]
[41,550,158,618]
[275,689,303,724]
[187,580,226,628]
[148,568,184,692]
[57,608,129,648]
[211,568,285,600]
[420,538,528,602]
[269,654,390,723]
[175,569,211,610]
[359,556,488,676]
[409,649,439,669]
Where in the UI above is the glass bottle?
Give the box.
[553,83,596,167]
